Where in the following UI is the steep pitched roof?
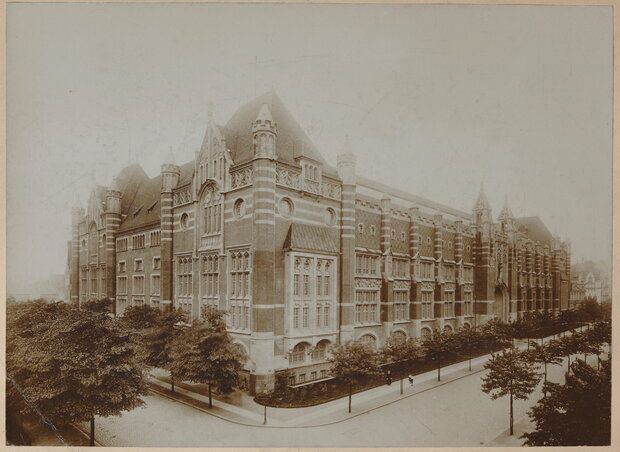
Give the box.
[223,91,337,176]
[283,223,340,254]
[514,216,553,245]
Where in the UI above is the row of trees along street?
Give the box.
[256,300,610,410]
[6,299,246,446]
[481,319,611,445]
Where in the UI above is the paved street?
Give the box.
[84,351,593,447]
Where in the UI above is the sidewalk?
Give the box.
[148,328,584,428]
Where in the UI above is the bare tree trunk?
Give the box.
[437,353,441,382]
[509,392,514,436]
[90,417,95,446]
[208,382,213,408]
[543,361,547,398]
[171,375,175,393]
[348,383,352,413]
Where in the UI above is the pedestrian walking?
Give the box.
[408,374,414,386]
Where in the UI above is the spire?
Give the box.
[207,100,214,122]
[256,103,274,123]
[110,176,121,192]
[474,182,490,211]
[73,191,82,208]
[341,135,354,157]
[498,194,514,221]
[164,146,177,165]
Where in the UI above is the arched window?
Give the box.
[427,237,432,245]
[369,225,376,236]
[359,334,377,349]
[89,223,97,256]
[311,340,330,361]
[443,325,453,334]
[290,342,308,364]
[358,223,364,234]
[391,229,396,240]
[202,185,221,234]
[391,330,407,344]
[421,328,432,340]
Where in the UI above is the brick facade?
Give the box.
[68,92,572,395]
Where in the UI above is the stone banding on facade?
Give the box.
[68,91,572,395]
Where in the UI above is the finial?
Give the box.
[255,103,273,123]
[110,176,120,192]
[207,101,214,122]
[165,146,177,165]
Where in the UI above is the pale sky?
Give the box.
[7,3,612,292]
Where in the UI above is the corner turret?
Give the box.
[161,147,180,192]
[252,103,277,158]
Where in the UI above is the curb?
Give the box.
[149,365,487,429]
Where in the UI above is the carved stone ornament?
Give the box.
[231,168,253,189]
[355,278,382,289]
[443,283,456,291]
[420,282,435,291]
[394,280,411,290]
[173,189,193,206]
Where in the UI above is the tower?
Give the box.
[104,178,122,310]
[161,148,180,312]
[473,183,492,233]
[252,103,277,159]
[250,103,278,394]
[337,136,357,343]
[497,195,514,234]
[70,195,84,305]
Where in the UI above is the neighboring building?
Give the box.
[571,260,611,304]
[67,92,572,394]
[570,276,586,308]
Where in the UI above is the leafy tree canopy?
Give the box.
[328,341,382,385]
[522,358,611,446]
[481,348,541,400]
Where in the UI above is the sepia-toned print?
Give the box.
[6,2,612,447]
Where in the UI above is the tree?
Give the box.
[170,307,246,408]
[421,329,456,381]
[557,333,580,376]
[479,318,513,351]
[380,336,424,364]
[481,348,541,435]
[81,297,114,313]
[522,358,611,446]
[6,300,148,446]
[453,326,483,371]
[525,340,563,397]
[328,341,382,413]
[119,305,161,331]
[142,309,185,392]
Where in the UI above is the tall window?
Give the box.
[355,254,379,276]
[201,253,219,309]
[229,249,251,330]
[151,274,161,296]
[150,230,161,246]
[359,334,377,349]
[393,259,409,278]
[291,255,335,331]
[116,238,128,252]
[80,268,87,297]
[463,291,473,315]
[177,256,193,297]
[117,276,128,294]
[100,265,106,297]
[133,275,145,295]
[443,291,455,317]
[394,290,408,321]
[421,261,434,279]
[132,234,145,249]
[421,290,433,319]
[355,290,379,324]
[90,267,97,298]
[202,185,222,235]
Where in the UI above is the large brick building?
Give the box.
[68,92,572,394]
